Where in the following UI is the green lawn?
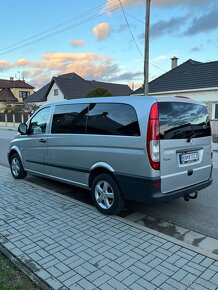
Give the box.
[0,253,40,290]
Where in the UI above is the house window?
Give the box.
[19,91,30,99]
[215,104,218,119]
[54,89,59,96]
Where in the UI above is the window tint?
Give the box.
[29,107,51,135]
[51,104,89,134]
[159,102,211,140]
[87,103,140,136]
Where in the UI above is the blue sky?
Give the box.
[0,0,217,90]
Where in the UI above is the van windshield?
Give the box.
[158,102,211,140]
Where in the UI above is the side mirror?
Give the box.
[18,123,28,135]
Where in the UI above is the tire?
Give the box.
[10,153,27,179]
[91,173,125,215]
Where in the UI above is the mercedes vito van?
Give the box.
[8,96,213,214]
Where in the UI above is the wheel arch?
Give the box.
[88,162,116,188]
[8,146,23,164]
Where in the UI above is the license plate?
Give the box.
[179,152,199,164]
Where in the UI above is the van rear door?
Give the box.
[158,100,212,193]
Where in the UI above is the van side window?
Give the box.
[87,103,140,136]
[51,104,89,134]
[29,107,51,135]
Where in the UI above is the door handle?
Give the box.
[39,139,46,143]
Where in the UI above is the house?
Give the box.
[25,72,132,106]
[131,58,218,121]
[0,77,34,110]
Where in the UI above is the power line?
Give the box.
[0,0,166,74]
[0,0,135,56]
[0,2,107,53]
[118,0,166,73]
[125,11,145,24]
[118,0,143,58]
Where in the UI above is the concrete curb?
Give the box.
[0,241,52,290]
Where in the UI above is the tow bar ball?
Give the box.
[184,192,198,201]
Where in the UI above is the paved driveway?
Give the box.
[0,165,218,290]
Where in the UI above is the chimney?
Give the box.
[10,77,14,81]
[171,56,178,69]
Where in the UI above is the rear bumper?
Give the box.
[115,173,213,204]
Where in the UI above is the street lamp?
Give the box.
[144,0,151,96]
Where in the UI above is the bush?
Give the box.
[85,88,112,98]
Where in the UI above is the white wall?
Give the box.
[149,88,218,102]
[47,83,64,103]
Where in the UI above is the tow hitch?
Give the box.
[184,192,198,201]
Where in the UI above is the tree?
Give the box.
[85,88,112,98]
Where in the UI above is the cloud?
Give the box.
[92,23,111,40]
[150,16,187,38]
[105,71,142,82]
[103,0,143,12]
[189,46,203,53]
[70,39,85,47]
[152,0,208,7]
[103,0,209,12]
[185,9,218,36]
[116,23,128,33]
[4,52,140,89]
[14,58,30,66]
[22,69,51,87]
[0,59,10,71]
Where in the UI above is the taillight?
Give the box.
[147,103,160,170]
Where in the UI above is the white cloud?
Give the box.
[92,23,111,40]
[0,59,10,71]
[3,52,140,88]
[103,0,209,11]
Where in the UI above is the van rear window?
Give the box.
[158,102,211,140]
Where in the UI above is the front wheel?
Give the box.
[10,153,27,179]
[91,173,125,215]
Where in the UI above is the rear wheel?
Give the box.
[10,153,27,179]
[91,173,125,215]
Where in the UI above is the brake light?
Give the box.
[147,103,160,170]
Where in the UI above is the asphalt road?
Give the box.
[1,127,218,239]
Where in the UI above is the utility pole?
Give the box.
[144,0,151,96]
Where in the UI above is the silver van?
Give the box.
[8,96,213,214]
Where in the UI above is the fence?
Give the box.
[0,112,32,128]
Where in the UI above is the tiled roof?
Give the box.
[0,88,18,102]
[0,79,34,89]
[54,73,95,99]
[131,59,218,95]
[25,72,132,103]
[87,80,132,96]
[24,83,50,103]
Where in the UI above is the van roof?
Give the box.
[42,95,203,107]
